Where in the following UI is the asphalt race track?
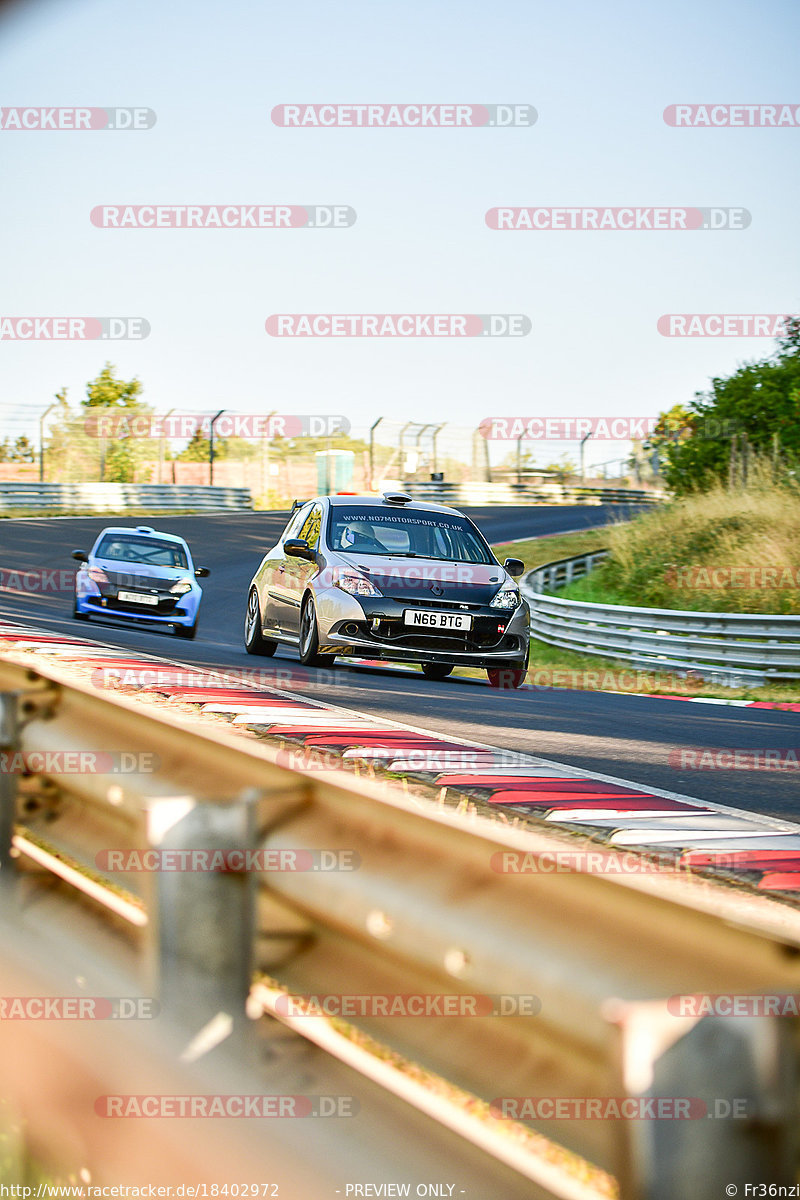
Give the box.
[0,504,797,818]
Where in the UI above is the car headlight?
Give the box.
[87,566,109,585]
[489,585,520,611]
[334,571,383,598]
[169,578,194,595]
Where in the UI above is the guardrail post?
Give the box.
[145,789,257,1055]
[0,691,19,885]
[618,1011,797,1199]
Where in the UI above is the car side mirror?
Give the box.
[503,557,525,578]
[72,550,89,563]
[284,538,316,562]
[195,566,210,578]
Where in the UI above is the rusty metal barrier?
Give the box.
[1,654,798,1199]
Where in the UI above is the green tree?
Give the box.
[84,362,143,410]
[42,387,96,482]
[81,363,152,482]
[10,435,35,462]
[653,320,800,495]
[542,455,578,483]
[176,428,230,461]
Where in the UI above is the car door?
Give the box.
[261,503,312,633]
[282,502,323,636]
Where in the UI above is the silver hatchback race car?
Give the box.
[244,492,530,687]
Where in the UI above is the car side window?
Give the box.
[297,504,322,550]
[281,504,312,542]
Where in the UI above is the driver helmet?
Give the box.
[341,520,377,548]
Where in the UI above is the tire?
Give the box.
[487,643,529,690]
[299,594,327,667]
[72,595,89,621]
[421,663,454,681]
[244,588,277,657]
[174,620,197,640]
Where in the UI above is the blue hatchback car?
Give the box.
[71,525,209,639]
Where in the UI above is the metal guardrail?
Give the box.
[526,550,611,592]
[400,481,663,505]
[1,653,799,1196]
[0,482,253,512]
[522,551,800,681]
[0,911,339,1193]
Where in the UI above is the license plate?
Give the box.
[117,590,159,606]
[403,609,472,630]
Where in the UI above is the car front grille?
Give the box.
[346,619,513,653]
[89,595,180,614]
[389,596,483,611]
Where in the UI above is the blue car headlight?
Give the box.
[489,585,520,611]
[169,578,194,595]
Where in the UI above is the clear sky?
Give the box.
[0,0,798,469]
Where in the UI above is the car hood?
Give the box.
[91,561,191,590]
[340,556,508,606]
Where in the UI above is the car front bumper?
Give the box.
[77,591,200,626]
[314,586,530,667]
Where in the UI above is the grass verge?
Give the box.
[489,524,799,704]
[558,477,800,616]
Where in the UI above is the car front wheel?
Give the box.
[244,588,277,657]
[299,595,328,667]
[487,643,529,690]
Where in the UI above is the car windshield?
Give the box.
[95,534,189,568]
[328,506,494,563]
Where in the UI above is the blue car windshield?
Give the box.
[328,506,494,563]
[95,534,189,569]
